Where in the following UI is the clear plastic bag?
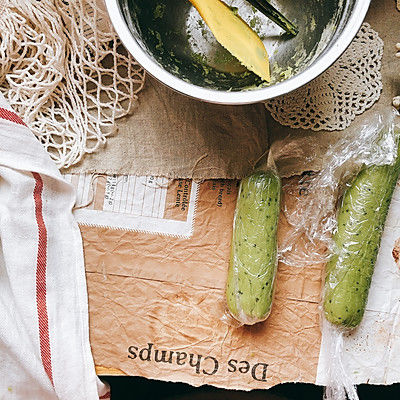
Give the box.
[278,109,399,267]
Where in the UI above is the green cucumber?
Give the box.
[323,137,400,328]
[226,170,281,324]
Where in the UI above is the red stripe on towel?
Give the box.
[32,172,54,386]
[0,107,26,126]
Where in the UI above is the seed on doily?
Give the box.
[392,237,400,268]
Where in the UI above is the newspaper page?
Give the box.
[65,173,400,390]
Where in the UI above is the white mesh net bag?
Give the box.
[0,0,145,169]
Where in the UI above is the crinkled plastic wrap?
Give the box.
[323,144,400,327]
[279,110,399,267]
[321,320,360,400]
[277,109,400,400]
[322,114,400,400]
[223,164,281,326]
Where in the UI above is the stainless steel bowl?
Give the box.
[105,0,371,105]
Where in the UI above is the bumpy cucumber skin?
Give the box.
[226,171,281,324]
[324,145,400,328]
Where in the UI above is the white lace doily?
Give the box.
[265,23,384,132]
[0,0,145,169]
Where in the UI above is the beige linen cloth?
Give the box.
[67,75,268,179]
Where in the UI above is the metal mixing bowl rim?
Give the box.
[105,0,371,105]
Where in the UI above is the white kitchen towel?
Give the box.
[0,93,110,399]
